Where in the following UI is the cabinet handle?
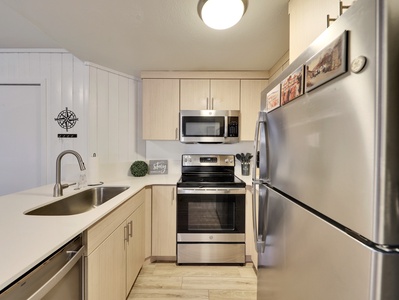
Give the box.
[175,128,179,140]
[124,225,129,242]
[172,187,175,203]
[211,97,214,110]
[206,97,209,110]
[128,221,133,238]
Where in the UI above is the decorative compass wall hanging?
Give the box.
[55,107,79,138]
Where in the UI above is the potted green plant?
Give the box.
[235,153,253,176]
[130,161,149,177]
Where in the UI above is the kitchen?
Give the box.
[1,0,399,299]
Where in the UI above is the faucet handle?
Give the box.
[62,182,76,189]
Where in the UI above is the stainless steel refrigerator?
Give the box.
[252,0,399,299]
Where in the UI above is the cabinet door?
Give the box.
[180,79,209,110]
[152,185,177,257]
[86,223,126,300]
[126,202,145,296]
[240,80,268,141]
[211,79,240,110]
[142,79,180,140]
[289,0,340,62]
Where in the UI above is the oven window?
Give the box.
[188,200,235,231]
[177,193,245,233]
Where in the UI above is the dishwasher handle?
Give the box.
[27,245,85,300]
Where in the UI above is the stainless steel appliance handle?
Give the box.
[253,112,269,184]
[224,116,228,138]
[177,187,246,195]
[252,117,261,182]
[27,246,84,300]
[252,184,268,253]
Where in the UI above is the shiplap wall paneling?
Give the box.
[88,65,142,165]
[0,51,89,184]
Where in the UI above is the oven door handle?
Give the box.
[177,188,245,195]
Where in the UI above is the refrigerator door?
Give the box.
[260,0,399,246]
[257,187,399,300]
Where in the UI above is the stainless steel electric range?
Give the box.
[176,154,246,264]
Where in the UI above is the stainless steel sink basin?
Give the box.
[25,186,130,216]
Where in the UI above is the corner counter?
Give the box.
[0,174,179,291]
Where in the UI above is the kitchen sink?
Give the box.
[25,186,130,216]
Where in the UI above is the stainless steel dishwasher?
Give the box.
[0,235,84,300]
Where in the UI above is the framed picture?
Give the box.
[281,65,304,105]
[266,84,281,112]
[305,31,348,92]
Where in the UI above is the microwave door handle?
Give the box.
[224,116,228,138]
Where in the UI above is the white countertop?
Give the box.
[0,174,181,291]
[0,173,252,291]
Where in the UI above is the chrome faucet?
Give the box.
[53,150,86,197]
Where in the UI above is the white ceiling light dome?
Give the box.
[198,0,247,30]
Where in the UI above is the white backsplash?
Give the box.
[146,140,254,177]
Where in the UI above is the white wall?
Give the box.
[87,63,145,181]
[146,141,254,175]
[0,49,88,186]
[0,49,254,190]
[0,50,144,190]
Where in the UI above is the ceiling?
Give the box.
[0,0,289,77]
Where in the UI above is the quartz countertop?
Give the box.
[0,173,252,291]
[0,174,180,291]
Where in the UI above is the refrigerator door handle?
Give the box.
[252,116,261,182]
[252,183,269,253]
[253,112,270,183]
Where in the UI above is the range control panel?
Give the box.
[182,154,235,167]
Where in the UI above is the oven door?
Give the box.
[177,188,245,242]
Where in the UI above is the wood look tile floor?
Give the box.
[128,263,257,300]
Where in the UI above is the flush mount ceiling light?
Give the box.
[198,0,247,30]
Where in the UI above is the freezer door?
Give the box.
[262,0,399,245]
[257,187,399,300]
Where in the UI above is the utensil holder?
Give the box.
[241,162,250,176]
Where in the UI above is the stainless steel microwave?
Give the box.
[179,110,240,144]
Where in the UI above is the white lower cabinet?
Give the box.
[85,188,146,300]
